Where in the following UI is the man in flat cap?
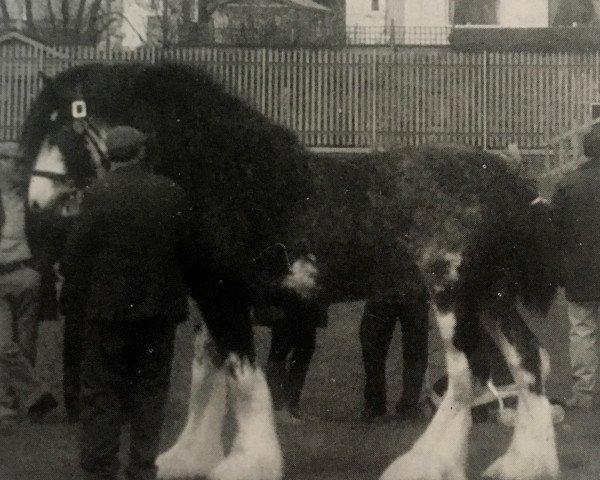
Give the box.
[0,142,58,426]
[62,126,198,479]
[60,125,151,425]
[553,121,600,412]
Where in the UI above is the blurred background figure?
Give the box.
[0,142,58,426]
[553,122,600,412]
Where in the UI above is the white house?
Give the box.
[119,0,156,49]
[346,0,551,44]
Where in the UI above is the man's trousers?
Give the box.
[79,318,177,480]
[359,294,429,414]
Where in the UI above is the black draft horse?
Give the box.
[22,62,315,480]
[287,148,561,479]
[22,62,560,480]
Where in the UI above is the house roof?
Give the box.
[284,0,331,12]
[0,31,67,58]
[212,0,331,12]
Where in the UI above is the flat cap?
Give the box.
[0,142,20,159]
[106,126,147,160]
[583,122,600,159]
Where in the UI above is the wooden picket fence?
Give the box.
[3,43,600,151]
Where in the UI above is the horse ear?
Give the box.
[39,71,54,87]
[39,71,60,100]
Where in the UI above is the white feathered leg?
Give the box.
[380,307,473,480]
[483,316,559,480]
[209,354,283,480]
[156,324,227,479]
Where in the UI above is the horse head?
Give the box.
[25,72,110,217]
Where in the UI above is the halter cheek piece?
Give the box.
[31,99,110,182]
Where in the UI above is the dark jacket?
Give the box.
[553,157,600,302]
[62,162,195,322]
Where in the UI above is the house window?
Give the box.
[453,0,498,25]
[372,0,379,11]
[592,103,600,120]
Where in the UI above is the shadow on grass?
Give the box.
[1,293,598,480]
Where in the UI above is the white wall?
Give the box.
[402,0,450,27]
[121,0,153,49]
[497,0,549,27]
[346,0,549,29]
[346,0,387,29]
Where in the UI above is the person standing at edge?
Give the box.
[0,142,58,426]
[553,122,600,412]
[62,126,197,480]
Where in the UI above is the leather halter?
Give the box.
[31,100,109,183]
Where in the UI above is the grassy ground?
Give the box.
[1,294,599,480]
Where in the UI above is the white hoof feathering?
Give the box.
[483,393,559,480]
[156,327,227,479]
[380,316,473,480]
[209,354,283,480]
[380,370,472,480]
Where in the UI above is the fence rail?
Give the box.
[2,44,600,150]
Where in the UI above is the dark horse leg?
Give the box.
[480,304,559,479]
[266,306,317,415]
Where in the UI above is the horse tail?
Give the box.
[517,199,560,315]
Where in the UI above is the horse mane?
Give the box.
[21,62,313,278]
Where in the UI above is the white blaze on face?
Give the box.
[28,140,67,210]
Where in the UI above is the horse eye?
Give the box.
[50,110,58,122]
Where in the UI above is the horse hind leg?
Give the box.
[380,253,474,480]
[481,306,559,480]
[156,321,227,479]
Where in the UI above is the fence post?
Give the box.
[482,50,488,150]
[261,48,267,115]
[371,51,377,149]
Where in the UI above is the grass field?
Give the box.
[1,293,599,480]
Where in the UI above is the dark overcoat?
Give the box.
[61,162,195,322]
[553,157,600,302]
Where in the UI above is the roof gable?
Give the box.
[0,31,67,57]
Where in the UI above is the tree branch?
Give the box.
[86,0,103,36]
[74,0,87,34]
[47,0,57,33]
[25,0,37,33]
[61,0,71,34]
[0,0,11,30]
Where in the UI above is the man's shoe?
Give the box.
[395,403,423,421]
[360,406,387,423]
[275,407,302,425]
[0,406,19,433]
[28,393,59,423]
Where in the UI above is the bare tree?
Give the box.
[0,0,10,30]
[16,0,117,45]
[25,0,36,33]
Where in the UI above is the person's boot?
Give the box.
[28,392,59,423]
[265,359,288,411]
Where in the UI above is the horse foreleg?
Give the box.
[481,309,559,480]
[380,305,473,480]
[209,353,283,480]
[156,323,227,479]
